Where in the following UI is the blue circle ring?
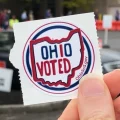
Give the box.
[23,22,95,94]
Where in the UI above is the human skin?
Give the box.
[58,69,120,120]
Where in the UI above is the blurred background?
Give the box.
[0,0,120,120]
[0,0,120,22]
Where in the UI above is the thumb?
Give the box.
[78,73,115,120]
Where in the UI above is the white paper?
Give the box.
[103,15,113,29]
[10,13,102,105]
[0,68,13,92]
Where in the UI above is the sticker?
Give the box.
[10,13,102,105]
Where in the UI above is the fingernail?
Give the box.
[80,74,104,97]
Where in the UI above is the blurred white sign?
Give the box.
[0,68,13,92]
[103,15,113,29]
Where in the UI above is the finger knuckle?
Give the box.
[84,112,112,120]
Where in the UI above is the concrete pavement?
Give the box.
[0,100,68,120]
[0,101,68,114]
[97,31,120,51]
[0,110,62,120]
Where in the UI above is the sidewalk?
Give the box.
[0,101,68,120]
[0,110,62,120]
[0,100,68,114]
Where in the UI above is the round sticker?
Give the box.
[23,22,95,94]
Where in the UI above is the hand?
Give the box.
[58,70,120,120]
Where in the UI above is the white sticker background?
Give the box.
[10,13,102,105]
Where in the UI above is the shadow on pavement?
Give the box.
[0,91,23,105]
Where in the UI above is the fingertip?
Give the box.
[79,73,103,84]
[78,73,115,120]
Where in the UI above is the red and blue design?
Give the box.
[23,22,95,94]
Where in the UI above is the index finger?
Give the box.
[58,69,120,120]
[104,69,120,99]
